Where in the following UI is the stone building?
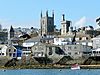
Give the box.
[59,44,92,59]
[6,45,17,59]
[32,43,65,64]
[61,14,71,35]
[40,10,54,36]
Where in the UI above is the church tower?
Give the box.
[61,14,71,35]
[40,10,54,36]
[10,26,14,39]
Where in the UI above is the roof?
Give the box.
[0,44,7,47]
[24,36,42,43]
[33,42,57,47]
[57,33,90,38]
[24,36,54,43]
[13,45,23,49]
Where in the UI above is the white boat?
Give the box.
[2,69,6,72]
[71,64,80,70]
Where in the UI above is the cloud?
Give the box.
[74,16,86,28]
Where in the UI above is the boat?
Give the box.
[71,64,80,70]
[2,69,6,72]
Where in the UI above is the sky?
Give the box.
[0,0,100,29]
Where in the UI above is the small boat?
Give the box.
[2,69,6,72]
[71,64,80,70]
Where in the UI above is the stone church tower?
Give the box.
[40,10,54,36]
[61,14,71,35]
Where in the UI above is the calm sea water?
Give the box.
[0,69,100,75]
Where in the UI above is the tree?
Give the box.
[96,17,100,26]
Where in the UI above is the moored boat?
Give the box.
[71,64,80,70]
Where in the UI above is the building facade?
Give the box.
[61,14,71,35]
[6,45,17,59]
[40,11,54,36]
[0,45,7,57]
[62,44,92,59]
[92,35,100,49]
[32,43,65,64]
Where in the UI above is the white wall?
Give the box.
[23,42,38,47]
[0,45,7,56]
[53,38,69,45]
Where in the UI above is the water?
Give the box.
[0,69,100,75]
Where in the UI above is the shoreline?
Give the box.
[1,65,100,69]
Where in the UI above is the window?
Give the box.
[68,46,71,50]
[2,53,4,55]
[14,49,16,52]
[42,20,45,24]
[23,53,25,55]
[63,25,65,28]
[9,53,12,56]
[79,37,82,40]
[68,52,71,55]
[86,37,88,40]
[9,49,11,52]
[13,53,16,57]
[93,51,96,53]
[74,46,77,49]
[28,47,31,49]
[48,47,52,55]
[75,52,78,55]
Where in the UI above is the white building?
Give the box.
[92,35,100,48]
[53,37,71,45]
[61,14,71,35]
[22,47,31,57]
[91,48,100,57]
[0,45,7,56]
[53,34,92,47]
